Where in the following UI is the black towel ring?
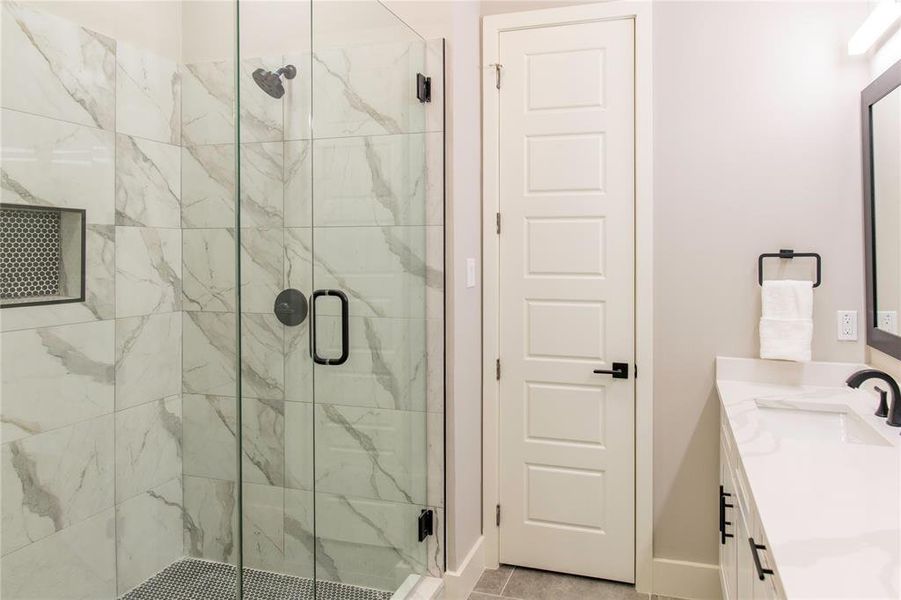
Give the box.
[757,249,821,288]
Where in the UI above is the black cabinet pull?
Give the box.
[311,289,349,366]
[749,537,774,580]
[719,485,734,544]
[593,362,629,379]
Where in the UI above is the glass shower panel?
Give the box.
[311,1,443,596]
[1,0,242,598]
[234,0,315,590]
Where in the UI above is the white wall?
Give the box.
[653,1,869,565]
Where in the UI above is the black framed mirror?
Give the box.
[863,58,901,358]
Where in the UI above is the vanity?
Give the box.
[716,357,900,600]
[715,58,901,600]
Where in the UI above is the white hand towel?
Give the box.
[759,280,813,362]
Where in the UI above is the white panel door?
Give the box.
[497,18,635,582]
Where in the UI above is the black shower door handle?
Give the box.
[311,289,349,366]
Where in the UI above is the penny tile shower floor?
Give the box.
[121,558,392,600]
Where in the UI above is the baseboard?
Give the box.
[652,558,722,600]
[441,536,485,600]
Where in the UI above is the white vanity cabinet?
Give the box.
[720,416,785,600]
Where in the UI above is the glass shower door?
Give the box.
[308,2,443,595]
[236,0,443,597]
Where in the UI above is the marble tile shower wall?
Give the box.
[180,39,445,592]
[0,3,183,599]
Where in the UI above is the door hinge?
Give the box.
[418,508,434,542]
[496,212,501,234]
[496,358,501,380]
[490,63,502,89]
[635,365,638,379]
[496,504,501,526]
[416,73,431,103]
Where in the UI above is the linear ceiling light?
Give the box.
[848,0,901,56]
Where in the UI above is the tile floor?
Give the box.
[469,565,676,600]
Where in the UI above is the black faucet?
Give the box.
[846,369,901,427]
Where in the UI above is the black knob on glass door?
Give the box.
[593,362,629,379]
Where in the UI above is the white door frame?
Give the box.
[481,2,654,593]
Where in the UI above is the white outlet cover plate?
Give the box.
[837,310,858,341]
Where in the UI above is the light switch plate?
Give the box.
[837,310,858,341]
[466,258,476,288]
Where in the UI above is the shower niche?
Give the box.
[0,204,86,308]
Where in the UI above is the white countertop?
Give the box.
[716,357,901,600]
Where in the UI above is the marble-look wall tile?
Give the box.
[1,414,114,555]
[115,396,182,503]
[283,52,312,143]
[239,57,285,144]
[312,133,441,227]
[1,108,115,224]
[314,492,428,591]
[183,475,237,564]
[240,228,284,314]
[115,134,181,228]
[0,225,115,332]
[0,507,116,599]
[243,482,284,572]
[1,2,115,130]
[240,141,284,228]
[116,312,181,410]
[285,227,313,294]
[426,318,444,414]
[115,478,184,595]
[283,488,314,579]
[181,61,235,146]
[116,42,181,145]
[182,394,285,487]
[313,226,441,320]
[242,398,285,487]
[285,401,313,490]
[183,394,237,482]
[427,507,443,577]
[182,144,236,229]
[284,229,313,403]
[315,405,426,506]
[312,41,427,139]
[1,320,114,443]
[285,318,313,404]
[182,228,237,312]
[426,412,443,509]
[116,226,182,317]
[284,141,312,228]
[242,313,284,400]
[424,38,444,136]
[182,311,236,397]
[314,316,426,411]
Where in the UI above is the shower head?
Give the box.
[252,64,297,99]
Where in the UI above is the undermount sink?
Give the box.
[754,398,891,447]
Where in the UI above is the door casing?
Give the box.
[481,1,654,593]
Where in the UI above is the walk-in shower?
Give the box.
[0,1,444,598]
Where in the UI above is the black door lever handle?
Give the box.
[593,362,629,379]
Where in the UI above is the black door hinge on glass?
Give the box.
[418,509,434,542]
